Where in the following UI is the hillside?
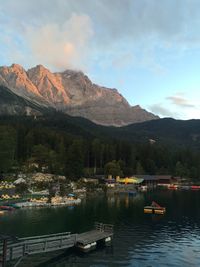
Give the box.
[0,85,52,116]
[1,114,200,180]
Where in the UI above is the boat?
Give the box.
[144,201,166,215]
[0,205,15,211]
[168,185,178,190]
[191,185,200,190]
[139,185,147,192]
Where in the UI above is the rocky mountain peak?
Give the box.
[27,64,49,77]
[27,65,70,105]
[0,63,26,76]
[0,63,41,98]
[11,63,25,72]
[132,105,142,109]
[0,64,159,126]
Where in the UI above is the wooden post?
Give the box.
[2,239,7,267]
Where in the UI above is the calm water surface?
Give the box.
[1,190,200,267]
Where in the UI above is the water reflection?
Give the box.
[1,190,200,266]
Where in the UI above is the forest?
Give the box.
[0,114,200,181]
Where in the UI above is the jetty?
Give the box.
[0,222,113,267]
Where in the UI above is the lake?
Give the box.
[1,190,200,266]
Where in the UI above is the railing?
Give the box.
[18,232,71,242]
[0,223,114,265]
[94,222,113,233]
[1,232,77,262]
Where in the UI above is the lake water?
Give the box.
[1,190,200,267]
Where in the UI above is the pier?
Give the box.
[0,222,113,266]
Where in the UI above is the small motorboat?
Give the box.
[0,205,15,211]
[144,201,166,215]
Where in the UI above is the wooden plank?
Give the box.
[77,230,113,245]
[4,233,77,261]
[2,223,114,263]
[19,232,71,241]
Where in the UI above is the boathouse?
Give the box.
[134,175,158,187]
[156,175,180,186]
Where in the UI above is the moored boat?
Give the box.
[144,201,166,214]
[0,205,15,211]
[168,185,178,190]
[191,185,200,190]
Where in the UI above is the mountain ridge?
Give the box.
[0,64,159,126]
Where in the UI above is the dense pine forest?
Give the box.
[1,113,200,181]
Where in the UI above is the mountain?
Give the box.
[0,64,158,126]
[1,113,200,149]
[0,85,52,116]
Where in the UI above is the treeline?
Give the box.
[1,115,200,181]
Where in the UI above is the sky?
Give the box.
[1,0,200,120]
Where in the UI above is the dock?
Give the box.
[0,222,113,267]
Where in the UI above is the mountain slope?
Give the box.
[119,118,200,146]
[31,116,200,147]
[1,113,200,149]
[0,64,158,126]
[0,85,52,115]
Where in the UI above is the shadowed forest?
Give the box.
[1,114,200,181]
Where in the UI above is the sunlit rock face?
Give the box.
[0,64,158,126]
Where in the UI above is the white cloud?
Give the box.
[25,13,94,71]
[150,92,200,120]
[2,0,200,72]
[149,104,178,118]
[166,94,196,108]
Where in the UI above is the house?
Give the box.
[134,175,158,187]
[156,175,181,186]
[134,175,179,188]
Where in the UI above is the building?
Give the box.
[138,175,158,187]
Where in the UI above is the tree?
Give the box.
[30,144,60,173]
[104,160,123,178]
[145,159,157,174]
[136,161,145,175]
[0,126,16,172]
[175,161,187,178]
[92,138,101,174]
[64,139,84,179]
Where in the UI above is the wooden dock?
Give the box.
[0,222,113,266]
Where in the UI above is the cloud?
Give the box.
[166,95,195,108]
[2,0,200,71]
[24,13,94,71]
[150,93,200,120]
[112,53,134,69]
[149,104,177,118]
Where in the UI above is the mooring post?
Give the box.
[2,238,7,267]
[0,235,18,267]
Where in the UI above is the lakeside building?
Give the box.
[133,175,180,187]
[134,175,158,188]
[156,175,179,186]
[103,174,180,188]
